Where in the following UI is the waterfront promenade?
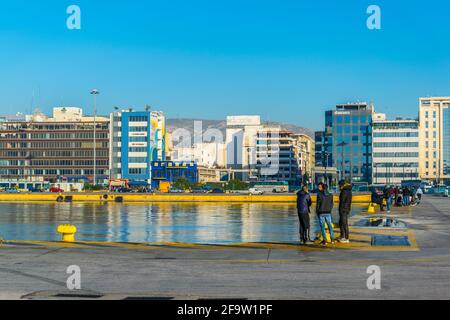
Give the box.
[0,196,449,300]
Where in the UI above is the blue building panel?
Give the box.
[151,161,198,189]
[120,111,152,182]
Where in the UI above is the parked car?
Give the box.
[249,188,264,195]
[169,188,184,193]
[191,188,207,194]
[116,187,133,193]
[272,187,287,193]
[211,188,225,194]
[28,187,43,193]
[6,188,20,193]
[49,187,64,193]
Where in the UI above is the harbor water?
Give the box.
[0,202,368,244]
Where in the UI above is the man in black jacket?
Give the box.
[338,180,352,243]
[297,185,312,244]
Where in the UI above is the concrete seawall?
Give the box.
[0,192,372,203]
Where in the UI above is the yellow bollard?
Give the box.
[57,224,77,242]
[368,203,377,213]
[316,223,338,242]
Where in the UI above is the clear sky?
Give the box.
[1,0,449,130]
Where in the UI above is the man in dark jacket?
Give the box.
[338,180,352,243]
[297,185,312,244]
[316,183,335,246]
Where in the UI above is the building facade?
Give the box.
[372,117,419,185]
[0,107,109,183]
[151,160,198,189]
[110,109,165,183]
[226,115,262,180]
[171,142,227,169]
[320,102,374,184]
[293,133,315,184]
[418,97,450,184]
[256,128,301,186]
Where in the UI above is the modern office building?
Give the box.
[0,107,109,183]
[318,102,374,184]
[372,116,419,185]
[256,127,301,186]
[418,97,450,184]
[109,109,165,183]
[226,115,262,180]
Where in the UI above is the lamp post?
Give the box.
[90,89,100,186]
[323,151,329,185]
[337,141,347,181]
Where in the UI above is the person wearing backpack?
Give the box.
[316,183,335,246]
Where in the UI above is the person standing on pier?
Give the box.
[316,183,335,246]
[297,185,312,244]
[338,180,352,243]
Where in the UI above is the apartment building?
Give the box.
[256,128,301,186]
[418,97,450,184]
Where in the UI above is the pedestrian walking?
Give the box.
[383,186,392,213]
[415,187,423,202]
[316,183,335,246]
[296,185,312,244]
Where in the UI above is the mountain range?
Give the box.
[165,118,314,138]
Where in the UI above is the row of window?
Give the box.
[373,142,419,148]
[373,152,419,158]
[128,126,148,132]
[373,132,418,138]
[0,142,108,149]
[0,169,108,175]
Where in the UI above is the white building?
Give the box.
[226,115,262,180]
[109,109,165,182]
[256,127,301,186]
[171,142,226,168]
[372,118,419,185]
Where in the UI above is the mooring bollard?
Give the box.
[57,224,77,242]
[368,203,377,213]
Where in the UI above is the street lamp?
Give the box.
[323,151,330,185]
[337,141,347,181]
[90,89,100,185]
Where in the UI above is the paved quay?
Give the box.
[0,196,449,300]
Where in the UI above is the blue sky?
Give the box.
[0,0,449,129]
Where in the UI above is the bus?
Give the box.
[250,181,290,193]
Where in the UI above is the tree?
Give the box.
[226,179,249,191]
[172,178,192,190]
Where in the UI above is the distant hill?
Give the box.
[166,118,314,138]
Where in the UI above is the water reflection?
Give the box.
[0,203,367,244]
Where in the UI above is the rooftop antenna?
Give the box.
[30,89,35,115]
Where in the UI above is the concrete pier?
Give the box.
[0,195,449,300]
[0,192,372,203]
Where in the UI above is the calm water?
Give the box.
[0,202,367,244]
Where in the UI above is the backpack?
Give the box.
[320,193,334,213]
